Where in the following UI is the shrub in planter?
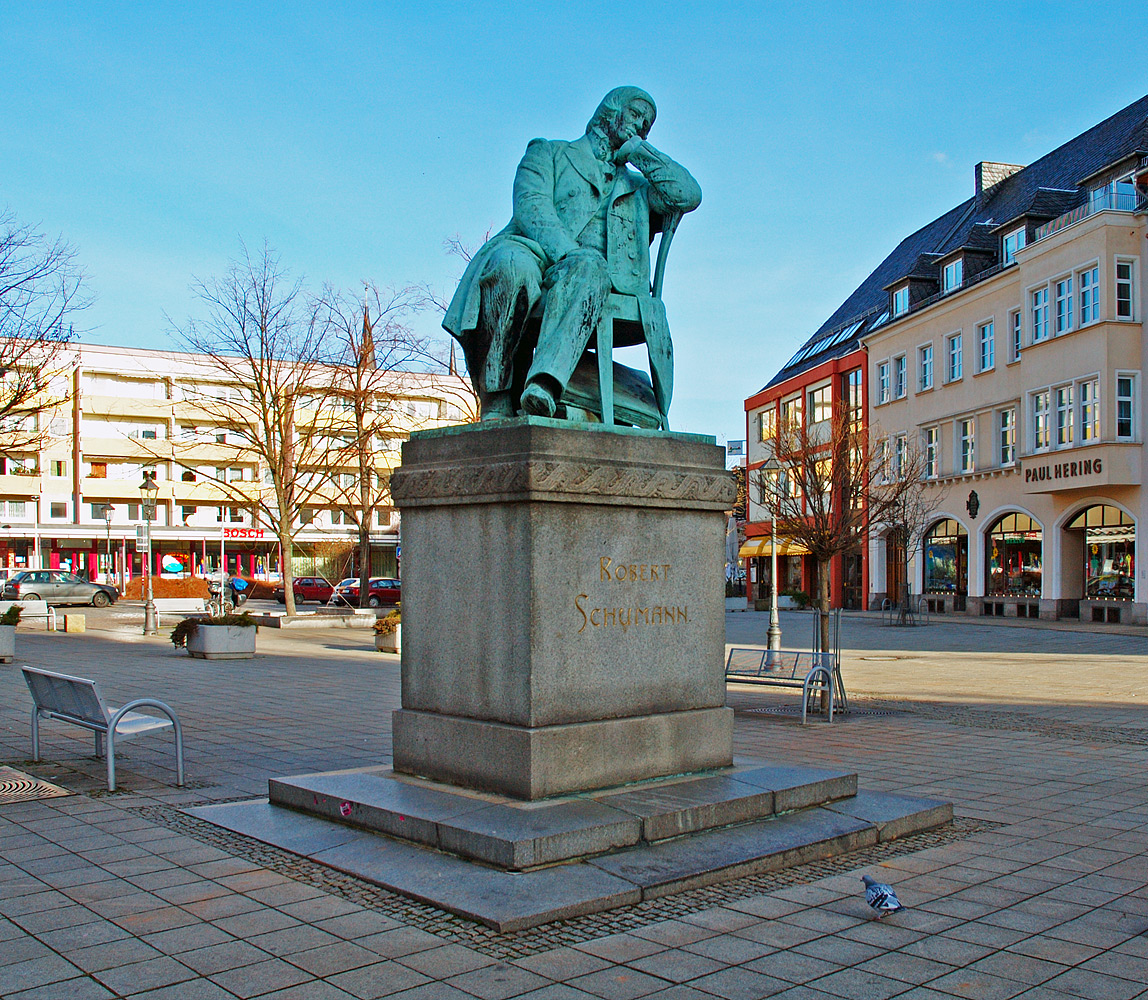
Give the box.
[374,611,401,652]
[172,613,257,660]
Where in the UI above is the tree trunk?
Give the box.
[281,528,297,617]
[358,523,371,609]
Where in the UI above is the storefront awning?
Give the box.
[738,538,812,558]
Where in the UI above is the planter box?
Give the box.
[0,625,13,663]
[186,624,257,660]
[374,624,401,653]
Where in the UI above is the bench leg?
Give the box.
[30,709,40,760]
[107,732,116,792]
[94,731,104,758]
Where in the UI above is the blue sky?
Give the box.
[3,2,1144,444]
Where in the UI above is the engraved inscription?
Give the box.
[575,594,688,633]
[600,557,670,582]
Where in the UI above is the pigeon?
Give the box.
[861,875,905,918]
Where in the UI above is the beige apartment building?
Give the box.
[0,342,472,584]
[863,100,1147,623]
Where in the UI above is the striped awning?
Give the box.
[738,538,811,558]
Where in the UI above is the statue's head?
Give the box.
[586,87,657,145]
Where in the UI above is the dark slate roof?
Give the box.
[760,93,1148,393]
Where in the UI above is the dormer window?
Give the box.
[942,258,964,293]
[892,285,909,317]
[1002,227,1026,264]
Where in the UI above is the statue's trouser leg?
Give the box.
[523,251,611,404]
[477,245,544,414]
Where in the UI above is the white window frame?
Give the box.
[942,258,964,293]
[1054,275,1073,335]
[998,408,1016,467]
[946,333,963,383]
[1032,390,1051,452]
[1002,227,1026,264]
[1079,378,1100,443]
[807,382,832,424]
[1055,384,1074,448]
[892,285,910,317]
[958,418,975,474]
[977,320,995,373]
[877,361,891,405]
[1079,263,1100,326]
[892,355,907,399]
[1031,285,1049,343]
[924,426,939,479]
[893,435,907,479]
[1009,309,1022,363]
[1115,257,1136,320]
[918,343,933,391]
[1116,371,1137,441]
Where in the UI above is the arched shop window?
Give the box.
[924,519,967,594]
[986,513,1042,597]
[1067,505,1135,600]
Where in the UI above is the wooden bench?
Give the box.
[0,600,57,631]
[152,597,207,626]
[22,666,185,792]
[724,648,837,723]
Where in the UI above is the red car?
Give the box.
[329,577,401,607]
[273,576,335,604]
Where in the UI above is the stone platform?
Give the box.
[189,761,951,931]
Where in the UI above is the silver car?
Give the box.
[3,570,119,607]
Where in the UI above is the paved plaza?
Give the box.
[2,607,1148,999]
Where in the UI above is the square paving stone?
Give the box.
[445,962,554,999]
[208,957,314,998]
[325,959,432,998]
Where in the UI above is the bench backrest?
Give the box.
[22,667,108,726]
[152,598,206,612]
[0,600,50,617]
[725,648,835,680]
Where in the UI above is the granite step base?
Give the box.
[188,766,951,931]
[267,762,858,870]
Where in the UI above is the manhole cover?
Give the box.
[0,767,74,805]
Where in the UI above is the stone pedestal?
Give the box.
[388,417,736,799]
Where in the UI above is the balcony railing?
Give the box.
[1033,190,1145,242]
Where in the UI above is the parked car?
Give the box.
[273,576,335,604]
[2,570,119,607]
[329,577,401,608]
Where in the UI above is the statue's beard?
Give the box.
[587,126,615,163]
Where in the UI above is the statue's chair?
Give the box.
[526,211,682,431]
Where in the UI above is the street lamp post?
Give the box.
[763,458,782,663]
[101,504,114,589]
[140,474,158,634]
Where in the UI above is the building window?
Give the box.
[50,460,66,477]
[1033,390,1050,451]
[758,407,776,443]
[892,356,906,399]
[1080,266,1099,325]
[986,512,1042,597]
[808,384,831,423]
[1080,379,1099,442]
[50,502,67,519]
[942,258,963,292]
[1117,374,1136,439]
[1032,287,1049,342]
[999,408,1015,466]
[228,507,243,523]
[8,501,25,518]
[925,519,968,595]
[1116,260,1134,319]
[1055,386,1074,447]
[780,394,802,430]
[1003,227,1026,264]
[127,503,140,520]
[918,344,933,391]
[946,334,962,382]
[846,368,863,427]
[977,321,994,372]
[299,507,315,526]
[924,426,939,478]
[1054,277,1073,335]
[877,362,890,404]
[181,505,197,522]
[892,285,909,317]
[89,503,108,519]
[959,419,975,473]
[893,435,907,479]
[89,461,107,479]
[1009,310,1022,362]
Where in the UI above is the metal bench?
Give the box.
[724,648,836,723]
[0,600,57,631]
[151,597,207,626]
[22,666,185,792]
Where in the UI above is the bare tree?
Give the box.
[0,209,86,459]
[756,401,942,650]
[170,242,333,617]
[314,283,473,605]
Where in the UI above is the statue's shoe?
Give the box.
[520,382,556,418]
